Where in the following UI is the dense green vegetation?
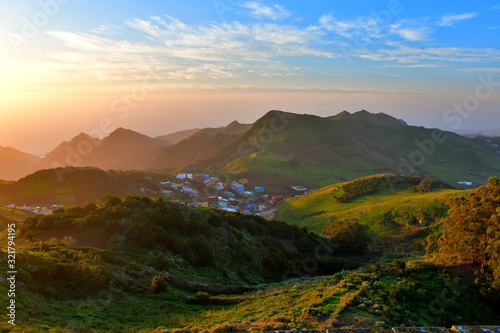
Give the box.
[1,174,499,331]
[0,167,160,207]
[335,177,380,203]
[437,176,500,302]
[18,196,349,285]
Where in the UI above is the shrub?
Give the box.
[335,177,380,203]
[324,219,370,254]
[393,259,406,275]
[151,274,168,294]
[195,291,211,304]
[61,236,77,248]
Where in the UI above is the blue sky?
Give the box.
[0,0,499,154]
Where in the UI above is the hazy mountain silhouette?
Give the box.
[0,146,41,180]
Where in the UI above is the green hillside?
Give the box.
[0,167,161,207]
[276,175,462,238]
[197,111,500,194]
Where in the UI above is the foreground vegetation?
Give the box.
[1,175,499,332]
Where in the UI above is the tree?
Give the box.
[416,178,433,192]
[151,274,168,294]
[324,219,370,254]
[61,236,77,248]
[195,291,211,304]
[439,176,500,301]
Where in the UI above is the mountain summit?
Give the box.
[329,110,408,127]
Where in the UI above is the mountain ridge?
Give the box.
[2,110,499,188]
[0,145,41,180]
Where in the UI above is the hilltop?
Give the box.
[146,121,251,171]
[0,167,160,207]
[328,110,408,127]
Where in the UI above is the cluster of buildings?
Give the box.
[3,203,64,215]
[152,173,308,219]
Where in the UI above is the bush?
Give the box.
[151,274,168,294]
[61,236,77,248]
[324,219,370,255]
[195,291,211,304]
[335,177,380,203]
[393,259,406,275]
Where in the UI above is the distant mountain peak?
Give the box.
[226,120,241,127]
[107,127,153,140]
[329,110,407,127]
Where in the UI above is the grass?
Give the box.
[2,258,497,332]
[276,176,463,235]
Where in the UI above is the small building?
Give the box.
[258,204,268,212]
[206,196,218,203]
[242,191,254,197]
[171,183,183,190]
[254,186,265,193]
[181,187,193,193]
[271,196,285,204]
[231,184,245,193]
[176,173,187,179]
[291,186,308,193]
[228,199,240,206]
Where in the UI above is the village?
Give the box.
[146,173,310,220]
[3,203,64,216]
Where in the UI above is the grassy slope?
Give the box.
[276,176,464,235]
[1,258,497,332]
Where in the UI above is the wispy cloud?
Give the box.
[318,14,431,43]
[241,2,291,20]
[390,25,431,42]
[438,12,478,27]
[456,67,500,73]
[356,46,500,63]
[371,71,402,78]
[91,24,125,36]
[319,11,480,44]
[43,16,335,83]
[376,64,444,68]
[319,13,383,41]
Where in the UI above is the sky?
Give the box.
[0,0,499,155]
